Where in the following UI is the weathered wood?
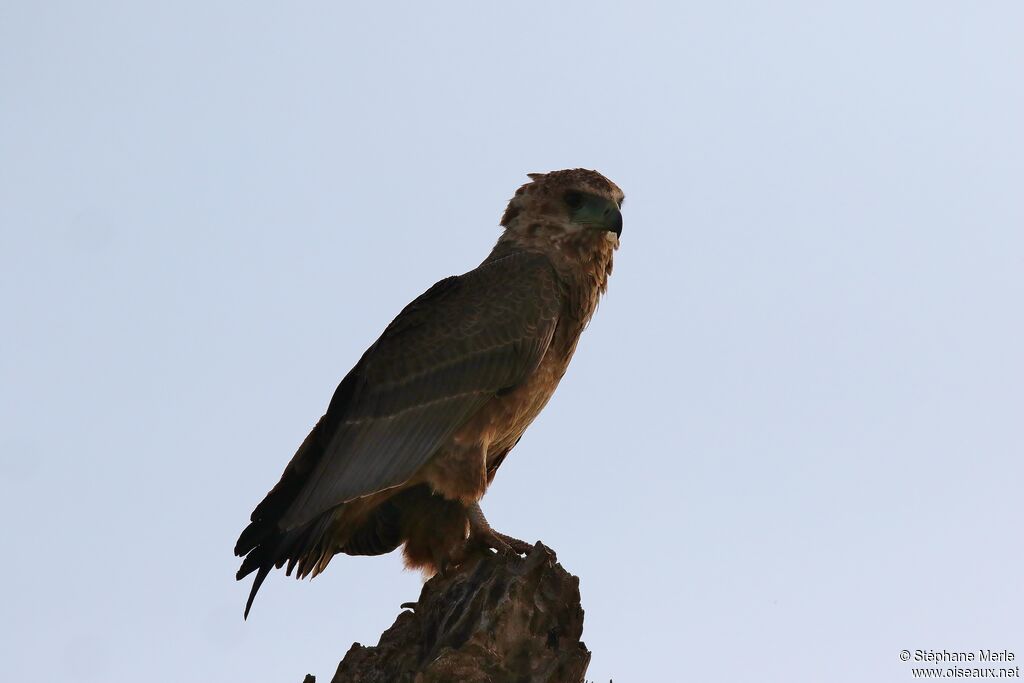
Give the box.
[313,543,590,683]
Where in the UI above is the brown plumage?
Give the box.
[235,168,624,617]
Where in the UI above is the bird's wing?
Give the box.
[274,250,561,530]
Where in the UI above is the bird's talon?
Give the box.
[474,528,533,558]
[494,531,533,556]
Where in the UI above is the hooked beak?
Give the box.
[607,204,623,236]
[572,196,623,236]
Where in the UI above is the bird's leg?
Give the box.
[466,502,534,556]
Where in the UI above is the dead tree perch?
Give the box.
[300,543,591,683]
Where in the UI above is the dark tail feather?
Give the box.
[236,532,276,619]
[244,565,272,620]
[234,499,409,618]
[234,416,333,618]
[235,512,343,618]
[234,371,371,617]
[234,519,265,558]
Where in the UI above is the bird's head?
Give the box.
[500,169,624,248]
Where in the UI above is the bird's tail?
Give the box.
[235,512,337,619]
[234,417,337,619]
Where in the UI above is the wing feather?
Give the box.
[249,250,561,533]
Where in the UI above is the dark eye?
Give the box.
[564,191,584,210]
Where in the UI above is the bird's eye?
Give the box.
[564,191,584,210]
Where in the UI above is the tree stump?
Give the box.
[306,543,591,683]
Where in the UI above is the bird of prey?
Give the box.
[235,168,624,617]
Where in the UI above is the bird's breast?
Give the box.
[481,314,591,461]
[425,267,607,501]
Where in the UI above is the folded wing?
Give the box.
[234,250,561,614]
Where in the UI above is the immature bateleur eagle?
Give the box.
[235,169,624,617]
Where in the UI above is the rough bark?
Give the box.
[301,543,590,683]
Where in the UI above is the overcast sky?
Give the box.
[2,2,1022,682]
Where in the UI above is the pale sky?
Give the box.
[2,2,1022,682]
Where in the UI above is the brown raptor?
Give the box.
[235,168,624,617]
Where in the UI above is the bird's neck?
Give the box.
[488,226,616,318]
[490,226,614,282]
